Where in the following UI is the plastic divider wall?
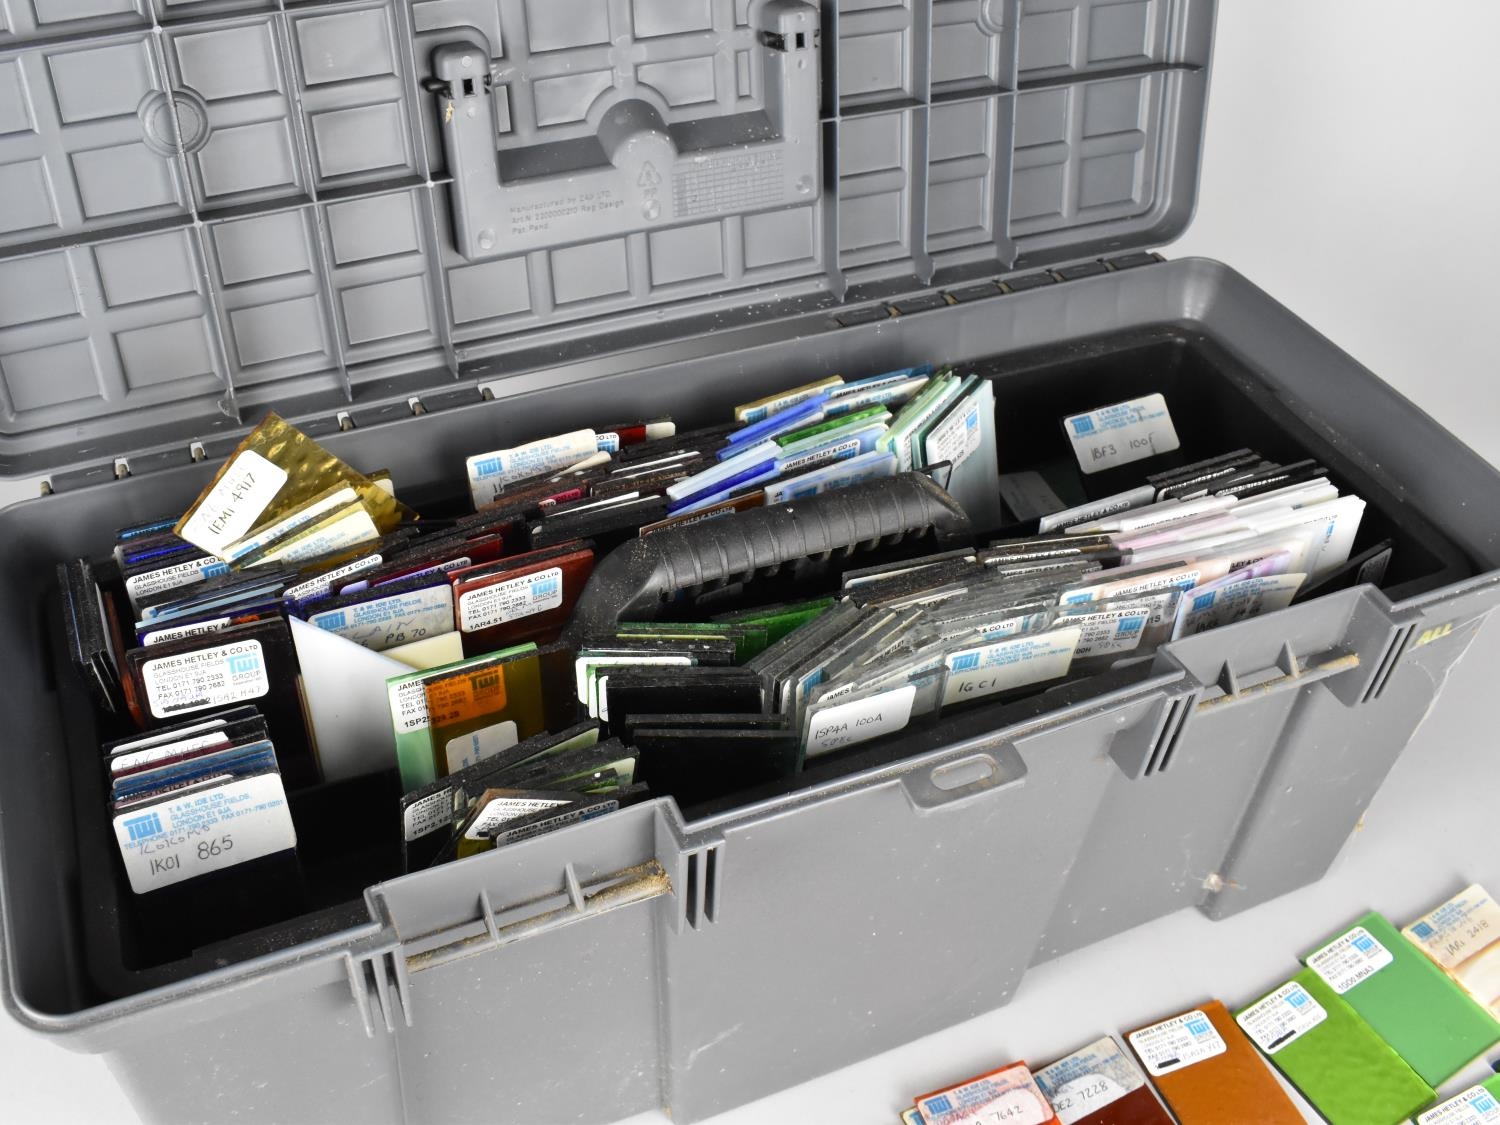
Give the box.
[657,693,1155,1122]
[1039,587,1373,958]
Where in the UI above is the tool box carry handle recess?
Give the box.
[566,471,972,638]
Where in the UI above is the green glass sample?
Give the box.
[614,620,766,664]
[1303,911,1500,1087]
[1236,970,1432,1125]
[714,596,835,646]
[776,404,888,447]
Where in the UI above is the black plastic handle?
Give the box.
[565,473,973,641]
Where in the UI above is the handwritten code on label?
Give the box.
[113,771,295,893]
[1065,394,1180,475]
[806,684,916,756]
[1034,1037,1145,1125]
[178,450,289,554]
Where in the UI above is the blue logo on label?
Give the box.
[315,610,349,631]
[1411,921,1435,939]
[227,653,261,676]
[950,652,980,672]
[965,412,978,431]
[1071,416,1095,435]
[1117,615,1145,636]
[532,576,560,599]
[124,812,163,841]
[1193,592,1216,612]
[1473,1093,1498,1113]
[926,1096,953,1115]
[1352,933,1375,952]
[473,456,503,478]
[1286,988,1308,1009]
[1186,1016,1212,1038]
[204,561,230,579]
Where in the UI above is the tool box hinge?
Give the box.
[41,385,491,496]
[829,251,1165,329]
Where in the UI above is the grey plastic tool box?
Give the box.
[3,0,1499,1122]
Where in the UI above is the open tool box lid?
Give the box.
[0,0,1213,485]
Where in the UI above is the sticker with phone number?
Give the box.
[141,640,270,719]
[1128,1010,1226,1077]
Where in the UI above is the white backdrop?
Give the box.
[4,2,1498,1121]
